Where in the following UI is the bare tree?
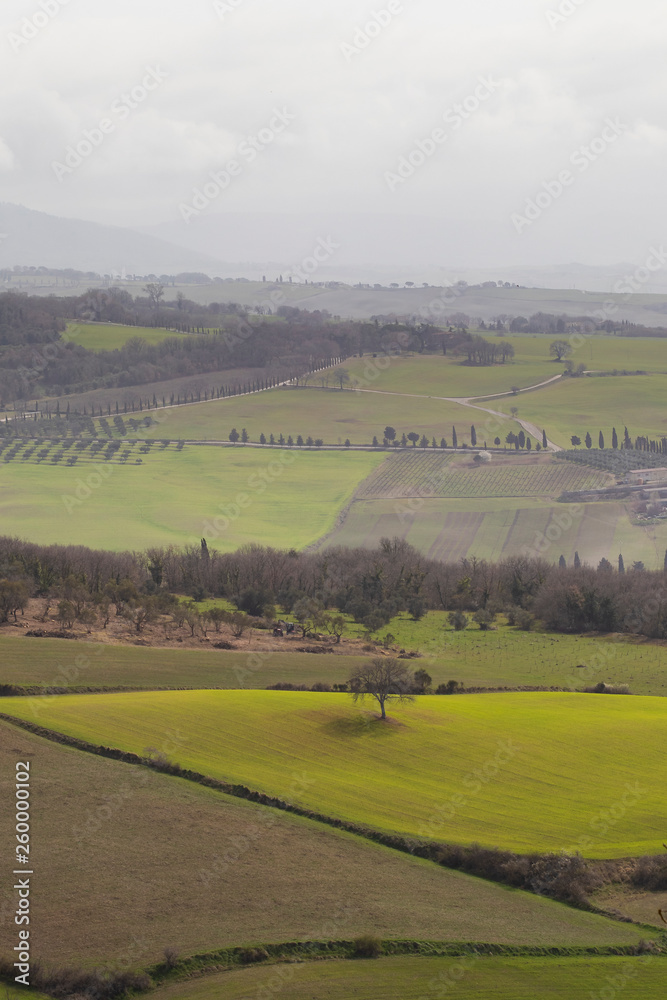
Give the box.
[143,282,165,309]
[348,658,415,720]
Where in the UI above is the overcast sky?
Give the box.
[1,0,666,267]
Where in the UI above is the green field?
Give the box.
[507,375,667,447]
[98,387,513,446]
[0,447,383,551]
[334,336,667,402]
[148,956,667,1000]
[322,495,667,569]
[340,352,555,399]
[2,721,648,969]
[65,322,187,351]
[506,333,667,374]
[2,613,667,695]
[4,690,664,857]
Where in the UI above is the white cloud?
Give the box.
[0,0,664,264]
[0,137,16,171]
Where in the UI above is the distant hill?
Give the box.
[0,203,225,276]
[144,211,667,294]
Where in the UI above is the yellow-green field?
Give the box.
[1,721,648,969]
[65,322,187,351]
[0,447,383,551]
[147,956,667,1000]
[3,690,664,857]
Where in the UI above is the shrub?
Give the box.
[448,610,469,631]
[240,947,269,964]
[435,680,462,695]
[514,609,536,631]
[163,946,179,969]
[353,934,382,958]
[584,682,631,694]
[630,856,667,891]
[472,609,496,630]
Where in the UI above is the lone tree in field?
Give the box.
[348,658,415,720]
[549,339,572,361]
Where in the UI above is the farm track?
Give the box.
[348,375,564,451]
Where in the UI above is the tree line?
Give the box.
[1,536,666,640]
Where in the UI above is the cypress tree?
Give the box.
[574,551,581,569]
[618,554,625,574]
[599,431,605,449]
[452,426,458,448]
[611,427,618,450]
[542,429,548,449]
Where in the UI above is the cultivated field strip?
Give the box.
[326,496,667,567]
[355,452,610,500]
[148,955,667,1000]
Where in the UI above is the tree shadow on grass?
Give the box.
[322,712,406,739]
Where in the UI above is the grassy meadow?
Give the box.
[148,956,667,1000]
[341,352,555,399]
[2,720,649,969]
[65,322,187,351]
[3,690,664,858]
[97,386,503,446]
[3,611,667,695]
[335,335,667,399]
[0,447,384,551]
[504,374,667,448]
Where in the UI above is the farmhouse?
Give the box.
[628,467,667,485]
